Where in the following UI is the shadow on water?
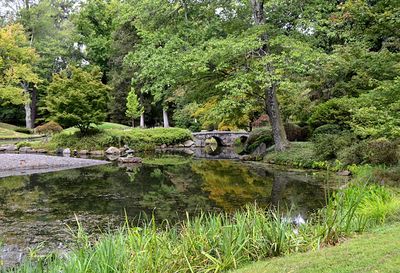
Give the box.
[0,155,345,266]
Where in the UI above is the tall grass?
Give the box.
[6,184,400,273]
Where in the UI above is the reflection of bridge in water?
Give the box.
[192,131,249,147]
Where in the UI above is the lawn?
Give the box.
[233,224,400,273]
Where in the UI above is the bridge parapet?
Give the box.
[192,131,249,147]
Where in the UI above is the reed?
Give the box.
[6,183,400,273]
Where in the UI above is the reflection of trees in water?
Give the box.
[0,175,41,218]
[139,164,213,222]
[191,160,327,215]
[267,171,327,216]
[191,160,274,212]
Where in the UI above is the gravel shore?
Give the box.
[0,153,109,178]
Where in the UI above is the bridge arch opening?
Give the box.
[205,136,224,147]
[238,135,248,144]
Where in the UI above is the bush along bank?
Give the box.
[7,182,400,273]
[16,127,193,154]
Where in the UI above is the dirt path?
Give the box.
[0,153,109,178]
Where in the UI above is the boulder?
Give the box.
[78,150,89,155]
[36,149,48,154]
[118,156,142,164]
[106,154,120,161]
[126,149,135,155]
[55,147,64,154]
[160,144,167,149]
[251,143,267,157]
[19,146,33,153]
[337,170,351,176]
[183,140,195,147]
[0,144,17,152]
[90,150,104,156]
[106,146,120,155]
[63,148,71,155]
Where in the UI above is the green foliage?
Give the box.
[16,141,32,149]
[45,66,110,134]
[264,142,316,168]
[173,103,201,132]
[312,124,343,136]
[245,127,273,153]
[312,131,356,161]
[14,127,32,134]
[48,127,192,151]
[125,89,143,122]
[308,98,352,130]
[363,138,399,165]
[0,24,41,105]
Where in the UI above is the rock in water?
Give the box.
[183,140,195,147]
[63,148,71,155]
[337,170,351,176]
[19,146,33,153]
[0,144,17,152]
[118,156,142,164]
[106,147,121,155]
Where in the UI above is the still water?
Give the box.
[0,155,343,266]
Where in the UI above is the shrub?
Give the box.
[308,98,352,130]
[34,121,63,135]
[363,138,399,165]
[14,127,32,134]
[312,131,355,161]
[16,141,32,149]
[263,142,316,168]
[337,141,366,165]
[50,127,192,151]
[284,122,309,141]
[252,114,269,128]
[313,124,343,136]
[245,127,273,153]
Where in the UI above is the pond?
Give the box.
[0,154,344,267]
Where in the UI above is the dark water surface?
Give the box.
[0,155,344,266]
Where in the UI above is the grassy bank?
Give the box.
[7,182,400,273]
[234,223,400,273]
[28,126,192,151]
[263,142,317,169]
[0,123,32,139]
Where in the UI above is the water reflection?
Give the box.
[0,156,341,266]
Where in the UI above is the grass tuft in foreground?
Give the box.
[6,183,400,273]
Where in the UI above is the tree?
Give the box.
[0,23,41,128]
[45,66,110,134]
[126,88,143,127]
[249,0,289,151]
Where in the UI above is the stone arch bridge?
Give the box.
[192,131,249,147]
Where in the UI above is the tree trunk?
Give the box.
[270,172,288,208]
[24,102,33,129]
[140,113,145,128]
[22,82,34,129]
[163,108,170,128]
[251,0,289,151]
[131,118,135,128]
[266,84,290,151]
